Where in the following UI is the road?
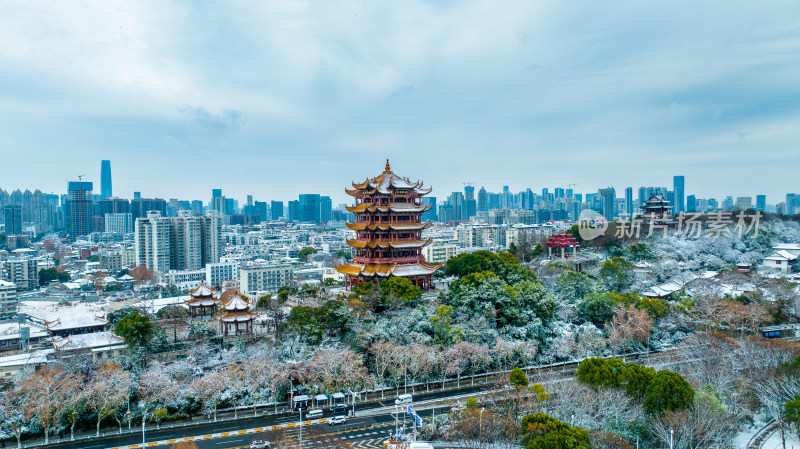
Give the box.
[33,350,675,449]
[38,391,469,449]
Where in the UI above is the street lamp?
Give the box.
[298,408,303,449]
[138,401,148,445]
[479,407,485,441]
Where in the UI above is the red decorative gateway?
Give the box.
[336,160,440,290]
[546,233,579,258]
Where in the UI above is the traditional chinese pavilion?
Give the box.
[184,281,219,319]
[642,194,672,217]
[336,160,440,290]
[546,233,579,258]
[217,292,256,336]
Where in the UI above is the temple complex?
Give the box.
[217,292,255,336]
[184,281,219,319]
[336,160,440,290]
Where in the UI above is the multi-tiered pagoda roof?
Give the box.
[336,160,440,290]
[217,293,255,336]
[184,281,220,318]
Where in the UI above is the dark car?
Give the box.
[330,404,348,413]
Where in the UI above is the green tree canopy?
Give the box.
[298,247,317,260]
[107,307,140,325]
[448,272,556,332]
[114,312,155,349]
[785,395,800,434]
[621,363,656,399]
[444,250,538,284]
[39,268,70,285]
[643,370,694,414]
[521,412,590,449]
[509,368,529,388]
[575,357,625,389]
[577,292,639,327]
[286,300,351,345]
[636,296,669,321]
[555,271,595,303]
[429,304,463,346]
[379,277,421,305]
[598,257,634,292]
[625,243,656,262]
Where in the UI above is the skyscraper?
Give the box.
[299,194,321,223]
[687,195,697,212]
[464,185,475,201]
[271,201,284,220]
[134,210,223,272]
[756,195,766,212]
[673,176,685,214]
[598,187,616,219]
[100,160,112,199]
[320,196,332,223]
[477,187,488,212]
[624,187,633,217]
[67,180,94,239]
[3,205,22,235]
[421,197,437,221]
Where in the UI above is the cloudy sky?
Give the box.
[1,1,798,205]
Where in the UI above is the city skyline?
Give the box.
[1,1,798,203]
[0,162,788,209]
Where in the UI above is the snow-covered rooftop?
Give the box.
[52,331,124,351]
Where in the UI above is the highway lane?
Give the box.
[37,393,463,449]
[195,406,452,449]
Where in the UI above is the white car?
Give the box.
[328,416,348,425]
[250,440,270,449]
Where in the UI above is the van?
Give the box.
[306,409,323,419]
[394,394,413,405]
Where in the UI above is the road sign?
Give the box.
[407,406,414,416]
[414,414,423,427]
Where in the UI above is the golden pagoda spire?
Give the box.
[384,159,391,173]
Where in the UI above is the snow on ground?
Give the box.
[762,430,800,449]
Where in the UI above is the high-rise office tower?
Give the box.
[3,205,22,235]
[246,195,253,207]
[554,188,565,199]
[287,200,300,221]
[477,187,488,212]
[421,197,437,221]
[299,194,321,223]
[687,195,697,212]
[254,201,268,221]
[464,185,475,201]
[134,191,141,199]
[100,160,112,199]
[625,187,634,217]
[67,180,94,239]
[673,176,685,214]
[320,196,332,223]
[756,195,766,212]
[598,187,616,219]
[271,201,284,220]
[211,189,225,214]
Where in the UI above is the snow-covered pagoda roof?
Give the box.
[346,160,431,196]
[189,281,215,298]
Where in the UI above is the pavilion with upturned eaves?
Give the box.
[184,281,220,319]
[336,160,441,290]
[217,293,256,336]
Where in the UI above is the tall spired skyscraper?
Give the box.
[100,160,112,199]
